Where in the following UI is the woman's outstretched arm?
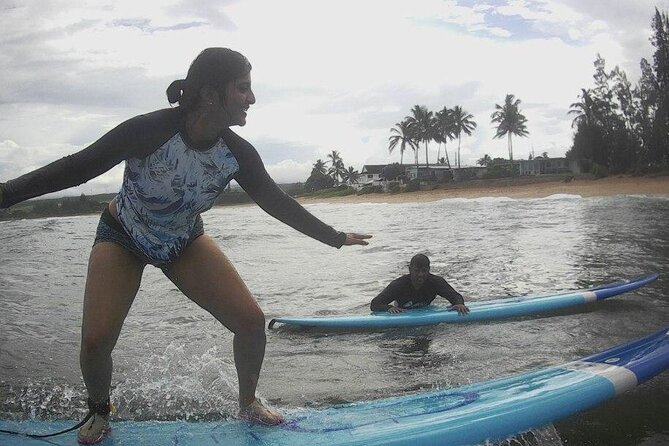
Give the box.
[223,129,370,248]
[0,109,177,208]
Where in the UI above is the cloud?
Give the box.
[167,0,239,30]
[0,0,666,194]
[265,159,313,184]
[0,140,22,179]
[111,18,208,33]
[551,0,669,75]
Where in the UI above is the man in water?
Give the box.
[370,254,470,315]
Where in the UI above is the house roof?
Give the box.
[518,157,568,163]
[361,164,414,174]
[405,164,453,170]
[360,165,386,174]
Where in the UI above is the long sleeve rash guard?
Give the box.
[0,108,346,250]
[370,274,464,311]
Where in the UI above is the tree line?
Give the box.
[0,193,108,220]
[567,8,669,174]
[388,96,530,170]
[306,8,669,192]
[387,8,669,175]
[305,150,360,192]
[305,95,532,192]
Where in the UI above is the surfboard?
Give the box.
[268,273,658,329]
[2,325,668,445]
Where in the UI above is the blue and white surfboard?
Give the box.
[268,273,658,329]
[1,326,668,445]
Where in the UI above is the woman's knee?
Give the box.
[233,306,266,336]
[80,329,117,358]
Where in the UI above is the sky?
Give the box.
[1,0,668,196]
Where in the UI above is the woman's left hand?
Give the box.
[343,233,372,246]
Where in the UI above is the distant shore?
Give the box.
[2,174,667,222]
[296,174,669,205]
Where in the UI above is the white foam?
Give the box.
[434,196,517,205]
[535,193,583,200]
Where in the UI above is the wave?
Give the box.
[435,196,517,204]
[0,342,243,422]
[532,194,583,201]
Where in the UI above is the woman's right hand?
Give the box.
[342,233,372,246]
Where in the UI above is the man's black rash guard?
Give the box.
[0,108,347,249]
[370,274,464,312]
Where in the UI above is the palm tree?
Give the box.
[328,161,346,184]
[477,154,492,167]
[312,159,327,175]
[568,88,599,128]
[405,105,435,167]
[451,105,477,168]
[490,94,529,162]
[327,150,342,168]
[326,150,346,184]
[388,120,418,165]
[434,107,454,168]
[341,166,360,186]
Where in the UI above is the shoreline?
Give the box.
[296,175,669,205]
[2,175,667,222]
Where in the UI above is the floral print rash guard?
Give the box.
[0,108,346,262]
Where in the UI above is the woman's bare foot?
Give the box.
[238,399,285,425]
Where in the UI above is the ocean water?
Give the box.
[0,194,668,446]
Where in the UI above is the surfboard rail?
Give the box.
[2,325,668,445]
[268,273,659,329]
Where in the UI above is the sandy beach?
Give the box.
[296,175,669,205]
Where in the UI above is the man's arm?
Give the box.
[370,279,402,312]
[435,276,469,315]
[435,276,464,305]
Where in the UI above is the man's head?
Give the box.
[409,254,430,288]
[409,254,430,269]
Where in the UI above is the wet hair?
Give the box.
[166,47,252,111]
[409,254,430,269]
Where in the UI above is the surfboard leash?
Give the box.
[0,398,111,439]
[0,412,92,439]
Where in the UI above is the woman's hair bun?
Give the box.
[166,79,186,105]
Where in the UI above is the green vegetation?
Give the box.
[405,105,436,167]
[451,106,478,168]
[387,181,401,194]
[490,94,529,162]
[5,8,667,219]
[405,179,421,192]
[304,150,360,193]
[476,154,492,167]
[212,183,306,205]
[384,8,669,178]
[0,184,308,220]
[381,163,405,181]
[389,103,478,169]
[566,8,669,174]
[0,193,113,221]
[388,121,418,165]
[306,185,357,198]
[304,170,335,193]
[482,165,514,180]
